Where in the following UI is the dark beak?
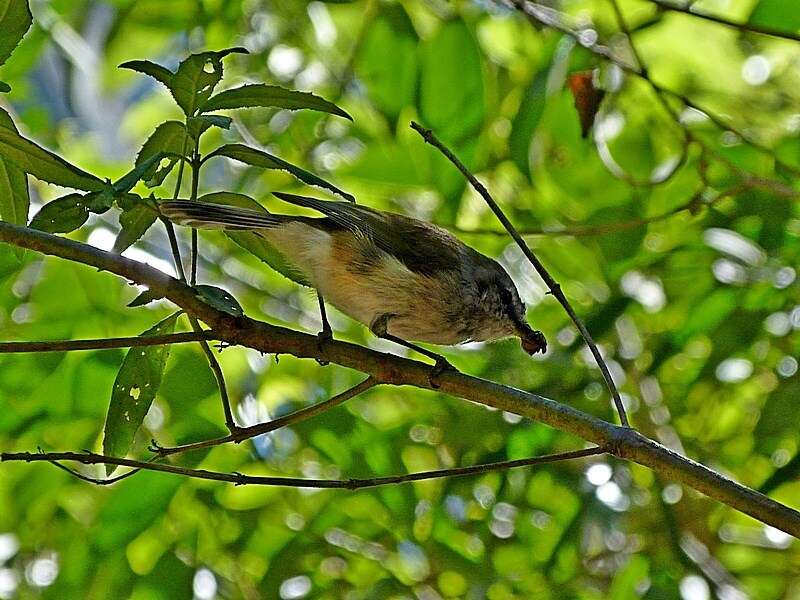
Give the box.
[518,325,547,355]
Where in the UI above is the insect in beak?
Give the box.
[519,326,547,355]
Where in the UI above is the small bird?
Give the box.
[161,193,546,372]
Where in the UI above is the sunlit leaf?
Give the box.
[0,126,106,191]
[205,143,354,201]
[0,0,32,67]
[114,204,158,253]
[356,5,418,120]
[170,47,248,116]
[103,313,179,473]
[135,121,189,187]
[0,109,30,257]
[119,59,174,89]
[201,83,352,120]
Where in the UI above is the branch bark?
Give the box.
[1,221,799,537]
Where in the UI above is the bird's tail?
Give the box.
[160,200,285,230]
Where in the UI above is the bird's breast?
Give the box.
[261,225,471,344]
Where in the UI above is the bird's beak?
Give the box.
[518,325,547,355]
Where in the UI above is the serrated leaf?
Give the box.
[103,313,179,473]
[83,186,116,214]
[205,143,354,201]
[195,284,243,316]
[114,204,157,253]
[186,114,232,140]
[0,0,33,67]
[171,48,248,116]
[0,126,106,191]
[196,192,310,286]
[0,109,30,258]
[119,59,174,89]
[29,194,89,233]
[135,121,189,187]
[113,151,172,194]
[127,289,164,307]
[0,81,10,93]
[200,84,352,120]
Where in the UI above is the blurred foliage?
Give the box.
[0,0,799,598]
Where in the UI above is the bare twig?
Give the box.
[2,221,799,535]
[151,377,377,457]
[648,0,800,44]
[502,0,800,179]
[2,447,605,488]
[0,331,218,353]
[411,121,630,427]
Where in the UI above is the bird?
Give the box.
[160,192,546,374]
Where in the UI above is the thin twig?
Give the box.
[151,377,377,457]
[48,459,141,486]
[0,331,217,353]
[503,0,800,179]
[189,148,201,286]
[648,0,800,44]
[411,121,630,427]
[2,447,605,488]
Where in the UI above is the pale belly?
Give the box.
[261,223,467,345]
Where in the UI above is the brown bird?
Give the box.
[161,193,546,371]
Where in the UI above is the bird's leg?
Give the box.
[315,292,332,365]
[369,314,455,387]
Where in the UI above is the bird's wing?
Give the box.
[273,192,463,276]
[161,200,287,230]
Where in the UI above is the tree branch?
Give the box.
[411,120,630,427]
[647,0,800,44]
[0,331,217,353]
[151,376,377,456]
[2,447,605,489]
[502,0,800,179]
[1,221,799,536]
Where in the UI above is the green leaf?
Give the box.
[113,151,171,194]
[186,114,232,140]
[749,0,800,31]
[194,284,243,316]
[119,59,174,89]
[0,0,33,67]
[205,143,354,202]
[509,69,548,178]
[419,20,484,142]
[114,204,158,253]
[135,121,189,187]
[200,83,352,120]
[0,81,10,93]
[0,126,106,191]
[196,192,310,286]
[83,187,116,214]
[29,194,89,233]
[103,313,179,473]
[171,48,248,116]
[128,289,164,307]
[355,6,417,120]
[0,110,30,252]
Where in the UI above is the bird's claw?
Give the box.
[428,357,455,388]
[315,328,333,366]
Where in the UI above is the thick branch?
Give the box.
[1,221,799,537]
[411,121,630,427]
[1,447,604,489]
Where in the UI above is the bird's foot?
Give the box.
[315,327,333,366]
[428,356,456,388]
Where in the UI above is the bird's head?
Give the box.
[473,260,547,356]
